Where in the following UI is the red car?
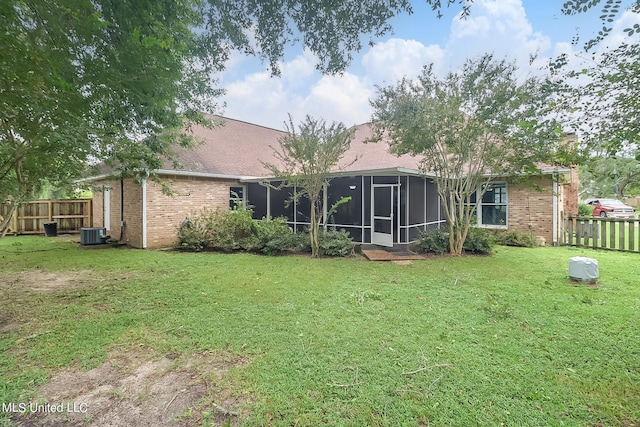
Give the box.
[587,199,636,218]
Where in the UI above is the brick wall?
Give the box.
[92,176,237,248]
[561,167,579,217]
[123,180,143,248]
[145,176,237,248]
[507,176,554,244]
[506,170,578,245]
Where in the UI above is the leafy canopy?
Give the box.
[561,0,640,50]
[370,54,568,254]
[0,0,473,237]
[263,115,355,257]
[555,1,639,169]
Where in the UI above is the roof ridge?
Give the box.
[205,114,288,134]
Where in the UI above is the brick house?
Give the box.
[86,116,578,248]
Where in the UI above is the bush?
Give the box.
[491,229,540,248]
[249,217,299,255]
[289,228,353,257]
[462,227,496,255]
[176,209,352,256]
[318,229,353,257]
[578,203,594,216]
[177,206,256,252]
[177,215,208,252]
[417,226,496,255]
[417,227,450,254]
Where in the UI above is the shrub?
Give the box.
[492,229,540,248]
[177,215,209,251]
[208,206,256,251]
[177,209,352,256]
[250,217,299,255]
[417,227,496,255]
[578,203,594,216]
[417,227,449,254]
[318,229,353,257]
[462,227,496,255]
[177,206,256,252]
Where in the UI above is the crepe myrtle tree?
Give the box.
[370,54,571,255]
[263,115,356,258]
[0,0,474,238]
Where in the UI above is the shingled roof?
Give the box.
[167,116,424,179]
[168,116,287,178]
[157,115,570,180]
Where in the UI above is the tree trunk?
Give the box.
[448,191,463,255]
[309,204,320,258]
[0,203,18,239]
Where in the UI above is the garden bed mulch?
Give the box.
[361,249,426,261]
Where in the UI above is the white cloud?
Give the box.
[599,9,640,49]
[279,49,317,87]
[219,0,639,130]
[445,0,551,72]
[362,38,445,83]
[222,70,296,129]
[222,52,372,129]
[299,73,373,125]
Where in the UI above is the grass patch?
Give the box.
[1,236,640,425]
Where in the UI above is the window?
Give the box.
[229,186,245,208]
[478,183,507,227]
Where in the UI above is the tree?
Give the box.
[561,0,640,50]
[370,54,569,255]
[555,1,640,156]
[1,0,473,238]
[579,155,640,198]
[0,0,220,237]
[263,116,355,258]
[200,0,476,75]
[556,41,640,157]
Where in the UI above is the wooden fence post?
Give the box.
[567,215,574,246]
[87,199,92,228]
[13,208,18,234]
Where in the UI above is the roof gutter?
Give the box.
[154,169,260,181]
[481,167,572,179]
[239,167,429,183]
[77,169,261,183]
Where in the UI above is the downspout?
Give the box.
[266,186,271,219]
[119,178,125,242]
[142,178,148,249]
[552,175,559,247]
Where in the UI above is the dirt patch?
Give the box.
[0,270,135,335]
[10,350,250,426]
[0,270,139,294]
[2,270,94,293]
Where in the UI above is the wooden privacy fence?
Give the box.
[564,214,640,253]
[0,199,92,235]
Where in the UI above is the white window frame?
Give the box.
[476,182,508,229]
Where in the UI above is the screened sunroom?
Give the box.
[242,171,446,247]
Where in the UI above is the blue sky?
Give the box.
[216,0,639,130]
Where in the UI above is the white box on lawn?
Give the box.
[568,256,599,282]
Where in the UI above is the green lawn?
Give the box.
[1,236,639,426]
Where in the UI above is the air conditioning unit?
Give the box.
[80,227,107,246]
